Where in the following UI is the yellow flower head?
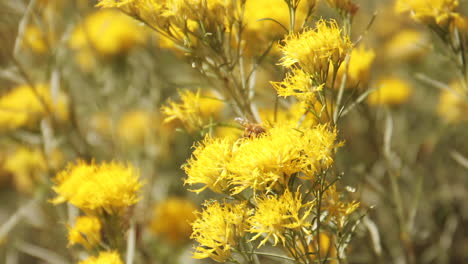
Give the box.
[161,89,224,132]
[78,251,123,264]
[52,161,143,214]
[395,0,459,26]
[279,19,352,82]
[0,84,68,131]
[22,25,50,54]
[191,201,250,262]
[367,78,412,106]
[68,216,102,249]
[249,189,313,247]
[184,136,234,194]
[228,124,339,194]
[271,68,323,103]
[3,147,47,193]
[69,9,147,69]
[149,197,197,245]
[323,184,360,229]
[345,45,376,87]
[437,81,468,123]
[117,110,156,145]
[385,30,429,61]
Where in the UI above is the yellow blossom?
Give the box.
[344,45,376,87]
[437,81,468,123]
[3,147,47,193]
[249,189,314,247]
[68,216,102,249]
[22,25,50,54]
[184,136,234,194]
[367,78,412,106]
[69,9,147,69]
[228,124,339,194]
[0,84,68,131]
[161,89,224,132]
[78,251,123,264]
[191,201,250,262]
[52,161,143,214]
[385,30,429,61]
[259,101,317,128]
[271,68,323,103]
[323,184,360,229]
[395,0,459,27]
[117,110,156,145]
[149,197,197,245]
[279,19,352,82]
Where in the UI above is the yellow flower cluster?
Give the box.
[191,201,249,262]
[395,0,462,27]
[0,84,68,131]
[279,19,352,83]
[69,9,147,69]
[117,110,156,145]
[367,78,412,106]
[161,89,224,132]
[68,216,102,249]
[323,184,360,229]
[437,81,468,123]
[345,45,376,88]
[149,197,197,245]
[78,251,123,264]
[3,147,47,193]
[184,124,339,194]
[271,68,323,103]
[52,161,143,214]
[249,189,313,246]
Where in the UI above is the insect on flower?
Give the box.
[235,117,266,138]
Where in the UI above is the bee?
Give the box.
[235,117,266,138]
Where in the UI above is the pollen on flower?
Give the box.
[68,215,102,249]
[191,200,250,262]
[51,160,143,214]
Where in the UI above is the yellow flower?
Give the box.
[149,197,197,245]
[52,161,143,214]
[279,19,352,82]
[68,216,102,249]
[69,9,147,69]
[78,251,123,264]
[249,189,313,247]
[184,136,234,194]
[228,124,339,194]
[0,84,68,131]
[117,110,156,145]
[161,89,224,132]
[22,25,49,54]
[323,184,360,229]
[3,147,47,193]
[259,101,317,128]
[437,81,468,123]
[395,0,459,26]
[367,78,412,106]
[191,201,250,262]
[385,30,429,61]
[271,68,323,103]
[345,45,376,87]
